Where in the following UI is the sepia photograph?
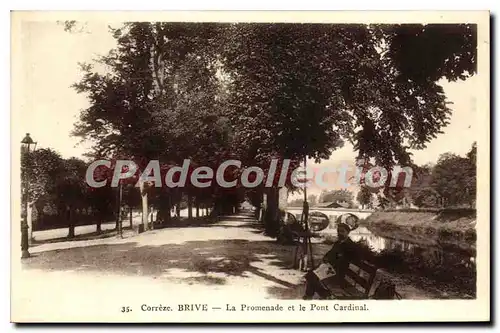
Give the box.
[10,11,490,323]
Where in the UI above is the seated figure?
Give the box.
[302,214,360,300]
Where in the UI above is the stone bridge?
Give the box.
[285,207,374,223]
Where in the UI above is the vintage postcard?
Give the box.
[10,11,490,323]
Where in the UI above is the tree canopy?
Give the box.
[69,22,477,219]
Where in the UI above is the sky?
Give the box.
[16,21,479,199]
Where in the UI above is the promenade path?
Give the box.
[13,212,436,321]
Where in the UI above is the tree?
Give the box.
[467,142,477,165]
[465,142,477,207]
[73,23,163,230]
[376,194,391,210]
[70,23,477,232]
[413,187,440,208]
[431,152,474,207]
[407,164,437,208]
[307,194,317,207]
[53,158,88,238]
[219,23,476,234]
[246,188,265,219]
[378,24,476,85]
[118,182,140,227]
[288,198,304,207]
[399,144,476,209]
[86,185,114,233]
[21,148,64,229]
[73,23,230,225]
[356,186,374,209]
[220,24,351,236]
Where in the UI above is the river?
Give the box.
[176,206,475,268]
[286,208,475,268]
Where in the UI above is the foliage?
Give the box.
[427,142,476,207]
[72,23,234,217]
[376,194,391,210]
[377,207,476,214]
[369,141,476,209]
[319,189,354,207]
[288,198,304,207]
[412,187,439,208]
[67,22,477,222]
[307,194,317,206]
[21,148,64,204]
[377,24,477,84]
[21,147,117,230]
[356,186,374,209]
[54,157,88,208]
[406,164,435,207]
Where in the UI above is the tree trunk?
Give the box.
[150,207,154,229]
[255,204,261,220]
[129,206,133,229]
[67,207,75,238]
[167,195,171,222]
[96,211,102,233]
[34,201,45,232]
[140,182,148,231]
[187,194,193,219]
[157,193,172,224]
[115,186,122,230]
[264,188,280,237]
[213,197,226,217]
[172,189,181,218]
[176,204,180,218]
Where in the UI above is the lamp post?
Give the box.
[21,133,36,259]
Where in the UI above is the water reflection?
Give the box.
[296,213,475,267]
[320,225,394,252]
[351,227,387,252]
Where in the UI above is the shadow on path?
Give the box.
[22,212,316,299]
[23,237,303,294]
[31,228,124,246]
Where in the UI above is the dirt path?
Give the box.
[15,212,442,321]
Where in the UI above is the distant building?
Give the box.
[314,201,350,209]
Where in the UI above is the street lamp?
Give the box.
[21,133,36,259]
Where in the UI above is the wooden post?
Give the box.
[302,156,314,269]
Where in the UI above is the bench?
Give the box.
[321,259,378,299]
